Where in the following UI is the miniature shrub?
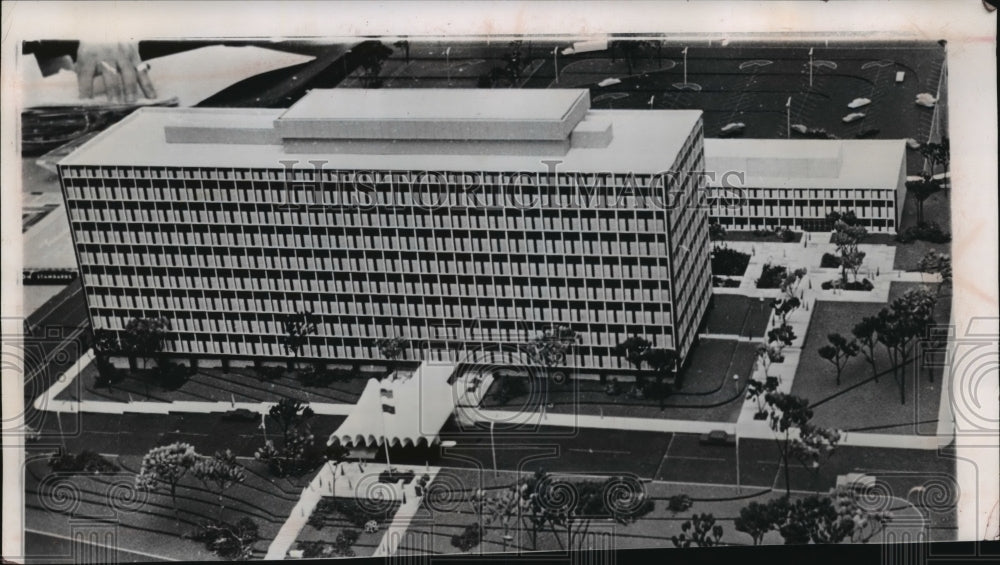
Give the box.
[188,518,259,561]
[48,450,118,474]
[711,247,751,276]
[712,276,741,288]
[668,494,694,513]
[756,264,788,289]
[820,253,841,268]
[821,279,874,291]
[156,361,192,390]
[896,222,951,244]
[451,523,483,552]
[378,469,416,484]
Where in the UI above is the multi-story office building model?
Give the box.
[705,138,908,233]
[59,89,712,372]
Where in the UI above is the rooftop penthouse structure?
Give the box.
[59,88,712,372]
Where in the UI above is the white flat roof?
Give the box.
[62,105,703,174]
[705,138,906,190]
[281,88,588,123]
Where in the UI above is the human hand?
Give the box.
[75,42,157,102]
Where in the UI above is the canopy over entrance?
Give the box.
[328,361,457,449]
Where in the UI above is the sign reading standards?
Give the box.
[23,269,78,285]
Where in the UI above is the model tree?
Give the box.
[528,325,581,407]
[735,498,789,545]
[643,348,678,408]
[830,221,868,285]
[817,333,860,386]
[905,174,943,225]
[377,335,408,376]
[746,375,778,420]
[671,513,724,548]
[612,335,651,372]
[612,336,653,394]
[256,399,321,477]
[849,319,881,388]
[920,137,950,176]
[121,316,170,370]
[876,287,938,404]
[917,250,952,297]
[192,449,246,521]
[762,392,841,497]
[280,311,317,372]
[135,442,199,523]
[91,328,120,388]
[708,221,727,251]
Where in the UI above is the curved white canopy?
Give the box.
[328,362,457,449]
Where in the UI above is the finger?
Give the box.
[136,66,158,99]
[100,61,124,103]
[126,46,157,99]
[76,58,97,99]
[118,59,139,103]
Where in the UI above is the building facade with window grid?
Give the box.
[59,89,712,372]
[704,138,908,233]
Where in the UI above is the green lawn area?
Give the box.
[481,339,757,423]
[25,453,316,561]
[792,282,950,435]
[702,294,773,337]
[58,364,374,405]
[398,467,925,555]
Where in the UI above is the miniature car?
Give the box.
[699,430,736,446]
[597,78,622,87]
[847,97,871,109]
[855,128,880,138]
[915,93,937,107]
[791,124,808,134]
[905,138,921,150]
[719,122,746,137]
[842,112,866,123]
[221,408,259,422]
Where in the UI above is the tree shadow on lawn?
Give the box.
[793,283,949,435]
[63,364,369,405]
[480,339,756,423]
[25,455,315,561]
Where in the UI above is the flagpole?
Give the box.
[490,421,498,478]
[553,47,559,84]
[683,46,688,84]
[786,96,792,139]
[809,48,814,88]
[446,46,451,84]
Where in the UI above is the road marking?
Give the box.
[568,448,631,456]
[24,527,177,561]
[650,433,677,479]
[669,455,727,463]
[24,323,87,382]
